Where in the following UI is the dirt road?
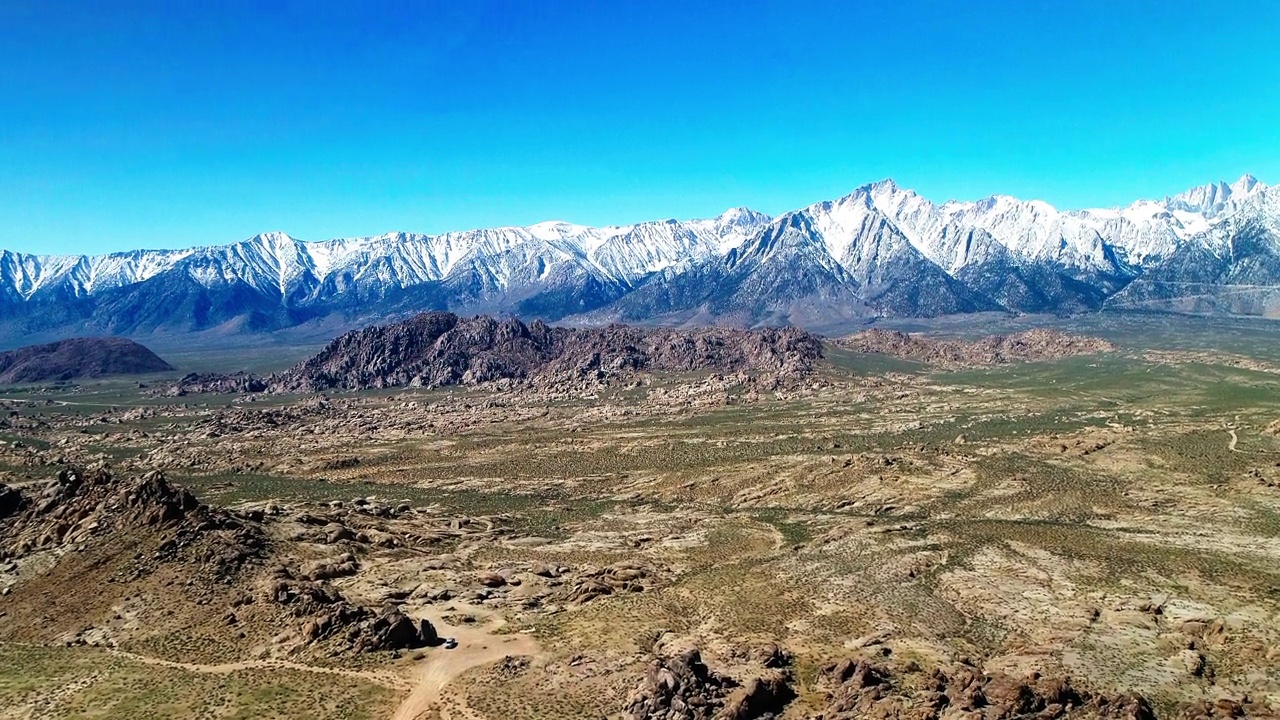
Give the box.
[390,612,539,720]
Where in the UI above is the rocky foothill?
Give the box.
[0,454,675,666]
[837,328,1115,367]
[166,312,824,394]
[625,649,1278,720]
[0,467,243,563]
[812,657,1157,720]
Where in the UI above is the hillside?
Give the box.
[0,336,173,384]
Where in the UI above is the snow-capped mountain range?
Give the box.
[1,175,1275,339]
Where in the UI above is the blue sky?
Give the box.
[2,0,1276,255]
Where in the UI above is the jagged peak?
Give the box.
[1167,174,1269,213]
[246,231,296,244]
[868,177,899,192]
[1232,173,1263,194]
[716,206,768,223]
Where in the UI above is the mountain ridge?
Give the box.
[1,175,1274,339]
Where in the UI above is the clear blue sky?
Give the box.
[2,0,1276,255]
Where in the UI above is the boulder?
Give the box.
[0,485,24,519]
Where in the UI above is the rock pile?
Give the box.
[0,466,268,606]
[167,371,267,396]
[567,561,655,604]
[625,648,793,720]
[0,468,217,558]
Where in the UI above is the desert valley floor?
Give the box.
[2,314,1280,720]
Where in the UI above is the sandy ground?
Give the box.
[391,610,540,720]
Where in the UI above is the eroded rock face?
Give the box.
[837,328,1114,367]
[814,658,1156,720]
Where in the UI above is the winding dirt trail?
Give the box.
[105,648,409,689]
[390,611,539,720]
[1229,429,1240,452]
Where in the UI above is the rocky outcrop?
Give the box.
[0,468,263,576]
[836,328,1115,368]
[167,371,267,396]
[270,565,439,654]
[625,648,793,720]
[567,561,656,605]
[1,468,196,556]
[626,648,737,719]
[814,658,1155,720]
[0,336,173,384]
[354,607,438,652]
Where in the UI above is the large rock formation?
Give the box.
[171,312,825,394]
[0,336,173,384]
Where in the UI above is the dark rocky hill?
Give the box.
[0,336,174,384]
[274,312,824,392]
[171,312,824,394]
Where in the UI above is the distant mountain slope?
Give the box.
[1106,186,1280,316]
[0,337,174,383]
[1,175,1275,338]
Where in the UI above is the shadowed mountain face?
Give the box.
[1,177,1276,340]
[0,337,174,384]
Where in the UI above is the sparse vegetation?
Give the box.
[4,323,1280,718]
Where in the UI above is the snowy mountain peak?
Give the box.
[715,206,766,224]
[1232,173,1262,194]
[526,220,593,240]
[2,174,1277,336]
[1167,174,1269,217]
[249,231,295,244]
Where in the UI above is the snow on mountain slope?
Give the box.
[1,210,773,305]
[1105,185,1280,316]
[2,175,1277,336]
[860,174,1268,270]
[1191,184,1280,255]
[1166,174,1265,216]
